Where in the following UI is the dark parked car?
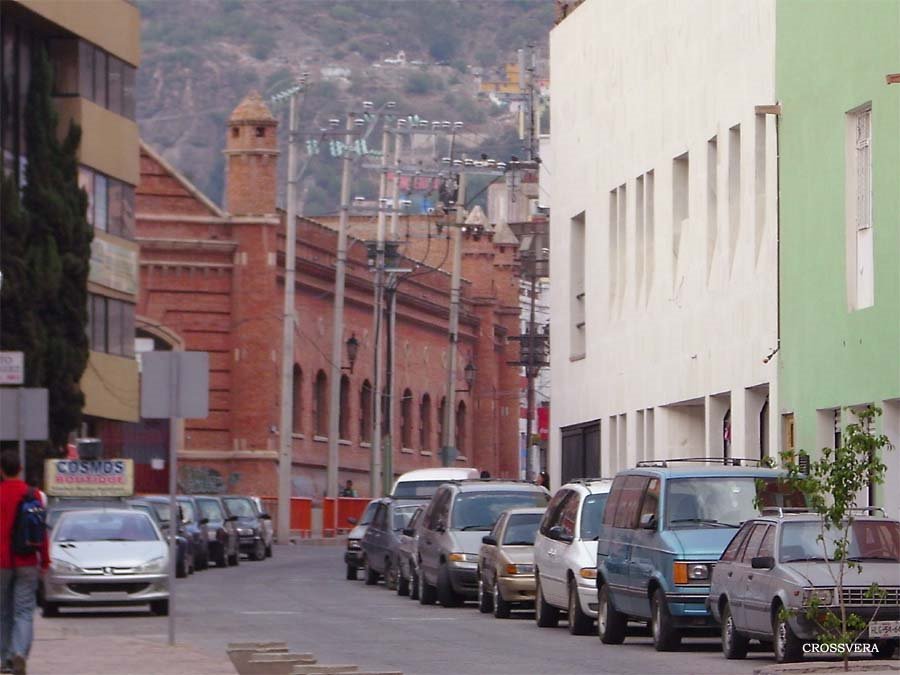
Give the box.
[345,499,379,580]
[195,495,240,567]
[360,498,428,590]
[249,496,275,557]
[177,496,211,570]
[222,495,269,561]
[128,498,195,578]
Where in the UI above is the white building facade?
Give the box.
[548,0,780,487]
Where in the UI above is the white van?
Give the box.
[391,467,480,499]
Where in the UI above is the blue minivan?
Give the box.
[595,460,804,651]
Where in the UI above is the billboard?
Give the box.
[45,459,135,497]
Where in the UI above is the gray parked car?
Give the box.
[345,499,379,580]
[222,495,269,561]
[416,480,550,607]
[397,504,427,599]
[360,498,427,591]
[249,496,275,556]
[708,510,900,663]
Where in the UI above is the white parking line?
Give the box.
[239,611,303,615]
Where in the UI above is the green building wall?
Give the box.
[776,0,900,508]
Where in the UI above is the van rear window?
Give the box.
[392,480,446,499]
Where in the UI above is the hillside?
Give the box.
[135,0,552,215]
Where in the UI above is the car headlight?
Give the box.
[50,560,82,575]
[503,563,535,576]
[206,529,218,541]
[135,556,167,574]
[673,561,712,584]
[347,539,361,550]
[801,587,834,606]
[448,552,478,568]
[237,527,253,536]
[578,567,597,580]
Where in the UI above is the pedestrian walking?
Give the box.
[0,450,50,675]
[339,480,358,497]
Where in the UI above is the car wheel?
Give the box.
[535,576,560,628]
[493,577,511,619]
[397,566,410,597]
[265,543,273,558]
[721,602,749,659]
[650,589,681,651]
[410,568,420,601]
[385,560,399,591]
[176,557,187,579]
[213,543,227,568]
[419,570,437,605]
[252,539,266,561]
[437,563,463,607]
[568,580,593,635]
[41,602,60,618]
[346,564,358,581]
[773,608,803,663]
[364,558,380,586]
[477,572,493,614]
[150,599,169,616]
[597,583,626,644]
[873,640,898,660]
[228,550,239,566]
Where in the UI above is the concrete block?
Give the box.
[245,654,317,675]
[291,666,358,674]
[227,645,290,672]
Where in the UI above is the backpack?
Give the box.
[12,488,47,556]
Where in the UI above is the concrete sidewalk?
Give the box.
[28,616,233,675]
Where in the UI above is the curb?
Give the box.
[754,662,900,675]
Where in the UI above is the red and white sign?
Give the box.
[0,352,24,385]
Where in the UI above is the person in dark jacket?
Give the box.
[0,450,50,675]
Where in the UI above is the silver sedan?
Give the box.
[43,509,170,617]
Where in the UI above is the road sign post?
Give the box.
[0,387,48,474]
[140,351,209,647]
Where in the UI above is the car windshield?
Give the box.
[54,512,159,542]
[503,513,543,545]
[197,499,224,521]
[666,477,805,529]
[579,493,609,539]
[151,503,172,522]
[131,504,157,522]
[451,491,549,531]
[224,498,256,518]
[179,501,196,522]
[780,520,900,563]
[392,505,420,531]
[392,480,446,499]
[47,500,124,528]
[359,501,379,526]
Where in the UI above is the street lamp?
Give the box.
[343,334,360,373]
[456,361,476,392]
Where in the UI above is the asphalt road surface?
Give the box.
[46,543,820,675]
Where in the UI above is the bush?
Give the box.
[404,71,432,96]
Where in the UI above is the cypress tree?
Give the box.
[17,46,92,451]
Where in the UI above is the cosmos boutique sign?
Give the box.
[45,459,135,497]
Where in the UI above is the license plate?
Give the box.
[869,620,900,638]
[90,592,128,600]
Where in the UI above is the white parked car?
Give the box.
[43,509,170,617]
[390,467,480,499]
[533,478,612,634]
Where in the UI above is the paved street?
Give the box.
[37,543,787,675]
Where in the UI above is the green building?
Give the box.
[777,0,900,518]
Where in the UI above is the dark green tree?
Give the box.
[17,46,92,451]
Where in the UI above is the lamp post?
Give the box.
[343,334,359,373]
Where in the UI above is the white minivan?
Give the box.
[391,467,480,499]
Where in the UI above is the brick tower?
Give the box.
[224,91,279,216]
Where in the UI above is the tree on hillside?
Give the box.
[18,46,92,451]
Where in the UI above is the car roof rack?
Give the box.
[635,457,765,468]
[849,506,886,516]
[761,507,813,517]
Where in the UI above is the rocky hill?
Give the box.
[135,0,552,215]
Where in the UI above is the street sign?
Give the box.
[140,351,209,419]
[45,458,135,497]
[0,351,24,385]
[0,388,48,440]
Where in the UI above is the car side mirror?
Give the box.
[482,535,497,546]
[548,525,572,543]
[347,517,358,525]
[199,518,209,526]
[640,513,657,530]
[751,555,775,569]
[226,515,238,522]
[260,513,271,520]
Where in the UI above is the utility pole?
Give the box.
[384,130,402,492]
[326,113,354,500]
[441,170,466,466]
[277,89,300,545]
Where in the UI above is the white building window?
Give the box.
[846,104,873,310]
[570,211,586,358]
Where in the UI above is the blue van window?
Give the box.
[602,478,626,526]
[612,476,648,529]
[666,477,768,529]
[637,478,660,526]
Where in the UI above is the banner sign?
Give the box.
[89,236,138,295]
[45,459,134,497]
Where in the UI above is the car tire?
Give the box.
[176,557,187,579]
[265,543,273,558]
[568,580,593,635]
[213,542,227,568]
[721,602,749,659]
[535,576,560,628]
[650,589,682,651]
[346,564,358,580]
[477,572,494,614]
[410,568,420,601]
[41,602,60,618]
[397,564,410,597]
[597,583,626,644]
[385,560,399,591]
[228,550,239,566]
[873,639,898,660]
[773,608,803,664]
[437,563,463,607]
[150,599,169,616]
[419,572,437,605]
[252,539,266,561]
[364,558,379,586]
[493,577,511,619]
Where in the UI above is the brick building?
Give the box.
[133,92,522,497]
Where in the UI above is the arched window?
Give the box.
[401,388,413,449]
[437,396,446,449]
[419,394,432,451]
[339,375,351,441]
[359,380,373,443]
[314,370,328,437]
[291,365,303,434]
[456,401,467,455]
